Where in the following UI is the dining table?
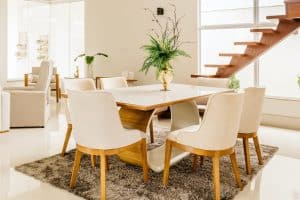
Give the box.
[105,83,233,172]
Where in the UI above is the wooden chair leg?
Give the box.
[212,156,220,200]
[150,120,154,143]
[242,138,251,175]
[192,154,198,171]
[140,139,149,182]
[100,155,107,200]
[61,124,72,156]
[253,135,264,165]
[55,74,60,103]
[91,155,96,168]
[70,150,82,188]
[163,140,172,187]
[230,151,242,189]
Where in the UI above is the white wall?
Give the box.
[85,0,198,84]
[0,0,8,86]
[262,97,300,130]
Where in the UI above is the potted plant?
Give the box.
[140,5,190,91]
[74,52,108,78]
[228,75,240,90]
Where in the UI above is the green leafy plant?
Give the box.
[228,75,240,89]
[74,52,108,65]
[298,75,300,88]
[140,5,190,78]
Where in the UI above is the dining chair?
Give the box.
[99,77,128,90]
[61,78,96,157]
[238,87,265,175]
[99,76,159,143]
[195,77,230,114]
[163,93,244,200]
[68,90,148,200]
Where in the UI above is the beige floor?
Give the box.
[0,98,300,200]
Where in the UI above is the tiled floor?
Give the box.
[1,99,300,200]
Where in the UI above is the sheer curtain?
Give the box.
[7,0,84,80]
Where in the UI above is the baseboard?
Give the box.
[262,114,300,130]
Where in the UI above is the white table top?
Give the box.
[106,84,232,111]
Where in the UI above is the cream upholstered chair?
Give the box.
[25,66,61,102]
[195,77,230,113]
[99,76,128,89]
[238,87,265,175]
[100,76,160,143]
[68,90,148,200]
[61,78,96,157]
[0,90,10,133]
[4,61,53,128]
[163,93,244,200]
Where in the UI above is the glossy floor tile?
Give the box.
[0,98,300,200]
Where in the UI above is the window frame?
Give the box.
[198,0,299,100]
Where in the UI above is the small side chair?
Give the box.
[238,87,266,175]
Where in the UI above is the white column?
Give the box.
[0,0,8,86]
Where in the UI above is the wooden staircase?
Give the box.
[192,0,300,79]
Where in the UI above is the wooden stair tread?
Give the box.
[266,15,288,20]
[191,74,217,78]
[205,64,233,68]
[234,42,262,46]
[250,28,277,34]
[219,53,247,57]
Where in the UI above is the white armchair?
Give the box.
[4,61,53,128]
[68,90,148,200]
[163,93,244,200]
[0,91,10,133]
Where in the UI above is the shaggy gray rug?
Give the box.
[15,129,278,200]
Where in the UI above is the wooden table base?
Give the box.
[118,107,155,166]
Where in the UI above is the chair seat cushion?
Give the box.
[168,125,200,142]
[31,75,56,83]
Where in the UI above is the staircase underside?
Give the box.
[192,1,300,79]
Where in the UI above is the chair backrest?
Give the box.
[170,101,200,131]
[62,78,96,124]
[62,78,96,93]
[68,90,125,149]
[34,61,53,91]
[239,87,265,133]
[32,66,57,75]
[32,67,40,75]
[100,77,128,90]
[195,77,229,88]
[180,93,244,151]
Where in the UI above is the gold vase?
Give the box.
[159,69,173,91]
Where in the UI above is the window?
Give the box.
[199,0,299,98]
[7,0,84,80]
[201,0,253,26]
[260,33,300,98]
